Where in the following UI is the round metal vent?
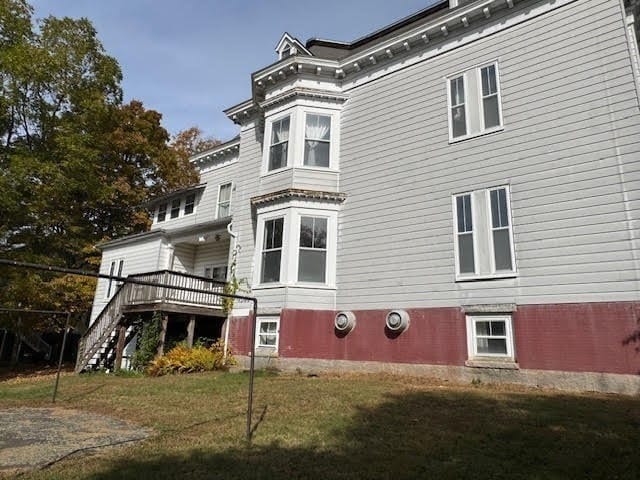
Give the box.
[334,311,356,333]
[385,309,410,333]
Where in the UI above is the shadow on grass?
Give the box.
[87,389,640,480]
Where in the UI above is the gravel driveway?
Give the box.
[0,407,150,474]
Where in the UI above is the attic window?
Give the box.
[279,45,297,60]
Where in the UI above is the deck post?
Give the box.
[186,315,196,347]
[157,312,169,356]
[114,324,127,371]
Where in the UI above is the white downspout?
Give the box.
[223,222,238,359]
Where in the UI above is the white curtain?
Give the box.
[305,115,330,166]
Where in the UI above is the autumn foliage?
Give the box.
[146,341,236,377]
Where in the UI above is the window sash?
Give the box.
[449,76,467,138]
[184,194,196,215]
[481,64,501,130]
[157,204,167,222]
[268,117,290,171]
[489,187,514,272]
[304,113,331,168]
[257,320,278,347]
[261,218,284,283]
[455,194,475,275]
[217,183,232,218]
[298,216,327,283]
[471,318,511,357]
[170,199,181,219]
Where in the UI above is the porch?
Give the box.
[77,270,229,373]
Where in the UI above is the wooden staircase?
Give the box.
[75,271,226,373]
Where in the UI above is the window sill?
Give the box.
[465,359,519,370]
[261,167,292,178]
[253,283,286,290]
[456,272,517,282]
[296,166,339,174]
[290,283,337,290]
[252,283,337,291]
[449,126,504,144]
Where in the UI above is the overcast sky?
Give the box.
[31,1,436,141]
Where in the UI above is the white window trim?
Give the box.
[105,258,124,299]
[447,74,468,141]
[156,203,168,223]
[452,193,479,279]
[447,60,504,144]
[453,185,517,281]
[252,203,338,289]
[184,193,197,216]
[253,211,289,287]
[262,111,293,175]
[486,186,517,275]
[466,314,515,361]
[255,316,280,351]
[216,182,233,219]
[169,198,182,220]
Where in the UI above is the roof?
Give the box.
[305,0,449,60]
[98,217,232,249]
[143,183,207,208]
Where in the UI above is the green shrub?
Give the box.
[146,340,236,377]
[131,312,162,371]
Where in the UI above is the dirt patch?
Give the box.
[0,407,150,475]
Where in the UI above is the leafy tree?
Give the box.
[0,0,200,329]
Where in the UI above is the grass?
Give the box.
[0,369,639,479]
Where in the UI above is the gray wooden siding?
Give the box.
[172,244,195,273]
[90,238,164,322]
[231,127,261,292]
[149,155,239,232]
[291,169,339,192]
[193,240,231,277]
[334,0,640,309]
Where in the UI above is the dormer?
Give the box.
[275,33,312,60]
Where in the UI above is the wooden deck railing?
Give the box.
[76,270,227,372]
[126,270,226,308]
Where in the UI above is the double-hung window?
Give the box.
[448,62,502,141]
[184,194,196,215]
[455,194,475,274]
[304,114,331,168]
[466,315,514,360]
[261,218,284,283]
[450,76,467,138]
[157,203,167,223]
[453,186,515,279]
[268,117,290,171]
[106,259,124,298]
[217,183,232,218]
[170,199,181,219]
[298,216,327,283]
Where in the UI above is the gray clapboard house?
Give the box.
[81,0,640,393]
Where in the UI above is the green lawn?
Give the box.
[0,369,639,479]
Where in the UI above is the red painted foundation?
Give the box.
[229,302,640,375]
